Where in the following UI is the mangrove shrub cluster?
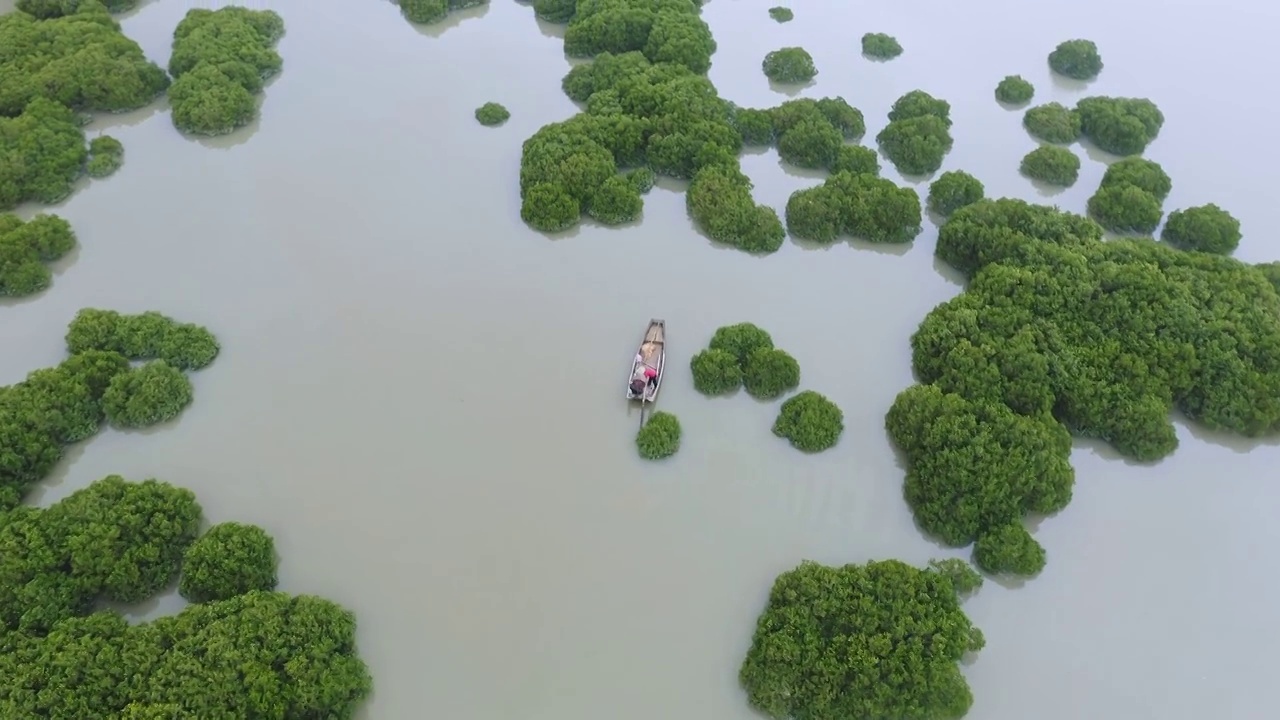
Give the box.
[399,0,488,25]
[1022,102,1080,144]
[1024,96,1164,155]
[1,99,90,210]
[474,102,510,126]
[101,360,194,428]
[1086,157,1170,233]
[179,521,279,603]
[740,559,985,720]
[786,171,922,243]
[0,476,372,717]
[15,0,139,17]
[1020,145,1080,187]
[167,7,285,136]
[86,135,124,178]
[636,411,681,460]
[0,213,76,297]
[1162,204,1243,255]
[876,90,953,175]
[66,308,221,370]
[772,390,843,452]
[887,197,1280,575]
[1048,39,1103,81]
[995,75,1034,105]
[861,32,903,60]
[767,6,792,22]
[926,170,984,218]
[762,47,817,83]
[691,323,801,400]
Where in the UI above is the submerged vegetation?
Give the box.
[995,75,1034,105]
[0,214,76,297]
[475,101,510,126]
[637,411,681,460]
[927,170,984,218]
[767,6,792,22]
[876,90,953,175]
[861,32,903,60]
[1048,39,1103,81]
[1020,145,1080,187]
[887,198,1280,575]
[740,560,984,720]
[86,135,124,178]
[167,7,286,136]
[772,391,844,452]
[762,47,817,83]
[1162,204,1242,255]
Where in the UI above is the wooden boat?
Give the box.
[626,319,666,403]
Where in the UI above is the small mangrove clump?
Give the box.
[876,90,953,175]
[1048,39,1103,81]
[772,390,844,452]
[927,170,984,218]
[475,102,510,126]
[690,348,743,395]
[167,7,286,136]
[995,75,1034,105]
[762,47,817,83]
[786,171,922,243]
[861,32,903,60]
[740,560,985,720]
[637,411,681,460]
[66,308,221,370]
[709,323,774,366]
[1022,102,1081,144]
[768,6,792,22]
[1020,145,1081,187]
[1162,204,1243,255]
[1087,157,1171,233]
[102,360,195,428]
[0,213,76,297]
[86,135,124,178]
[770,97,867,170]
[587,175,643,224]
[744,348,800,400]
[1077,96,1164,156]
[973,522,1046,576]
[400,0,489,25]
[179,521,279,603]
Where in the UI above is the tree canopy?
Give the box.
[772,390,843,452]
[474,101,510,126]
[66,308,221,370]
[0,213,76,297]
[739,559,984,720]
[1048,39,1103,80]
[1019,145,1080,187]
[708,323,774,366]
[927,170,984,218]
[690,348,743,395]
[86,135,124,178]
[861,32,903,60]
[1076,96,1164,156]
[1162,204,1242,255]
[886,197,1280,573]
[786,171,922,243]
[0,99,91,210]
[768,6,792,22]
[877,107,953,176]
[743,348,800,400]
[179,522,279,603]
[101,360,194,428]
[637,411,681,459]
[400,0,489,25]
[762,47,817,83]
[995,75,1034,105]
[167,7,285,136]
[1022,102,1081,144]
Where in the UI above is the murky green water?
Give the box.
[4,0,1279,717]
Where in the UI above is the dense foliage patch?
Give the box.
[102,360,194,428]
[167,7,285,136]
[762,47,817,83]
[588,175,644,224]
[876,91,953,175]
[1020,145,1080,187]
[1086,157,1170,233]
[690,348,743,395]
[475,101,510,126]
[767,6,792,22]
[1048,39,1103,81]
[772,390,843,452]
[972,522,1046,576]
[1162,204,1242,255]
[66,308,221,370]
[563,0,716,73]
[1076,96,1164,156]
[1100,157,1171,202]
[786,171,922,243]
[995,75,1034,105]
[0,99,89,210]
[886,198,1280,573]
[1022,102,1081,144]
[86,135,124,178]
[400,0,489,24]
[927,170,984,218]
[636,411,681,460]
[0,213,76,297]
[743,348,800,400]
[861,32,903,60]
[739,559,984,720]
[179,522,279,603]
[708,323,773,366]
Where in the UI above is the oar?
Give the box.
[639,394,647,428]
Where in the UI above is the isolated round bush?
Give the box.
[1048,39,1103,80]
[1162,204,1242,255]
[861,32,902,60]
[709,323,774,366]
[1022,103,1081,144]
[927,170,984,217]
[777,118,843,169]
[636,411,681,460]
[1088,183,1163,233]
[1020,145,1080,187]
[86,136,124,178]
[521,182,579,232]
[973,523,1046,576]
[587,175,642,224]
[744,348,800,400]
[179,522,278,603]
[1077,96,1164,156]
[102,361,194,428]
[995,75,1034,105]
[474,102,510,126]
[768,6,792,22]
[762,47,817,83]
[829,145,879,176]
[876,115,953,176]
[1100,157,1171,201]
[772,390,843,452]
[690,348,743,395]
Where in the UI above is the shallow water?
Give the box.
[4,0,1280,717]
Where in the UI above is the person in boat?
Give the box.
[644,365,658,389]
[634,351,644,366]
[630,377,647,396]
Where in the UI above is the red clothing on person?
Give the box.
[644,367,657,379]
